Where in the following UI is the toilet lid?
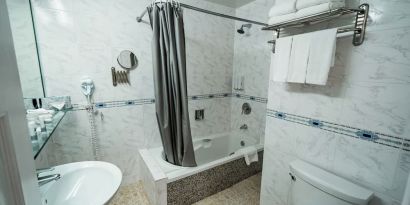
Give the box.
[290,160,374,205]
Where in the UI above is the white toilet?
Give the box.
[289,160,374,205]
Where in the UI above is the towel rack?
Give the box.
[264,3,370,47]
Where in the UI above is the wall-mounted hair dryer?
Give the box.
[80,77,95,105]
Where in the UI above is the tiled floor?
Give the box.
[109,173,262,205]
[109,181,151,205]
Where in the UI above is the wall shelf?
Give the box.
[33,111,66,159]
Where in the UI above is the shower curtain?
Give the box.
[148,3,197,167]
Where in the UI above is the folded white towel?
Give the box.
[287,33,311,83]
[268,13,297,25]
[306,28,337,85]
[296,0,345,10]
[237,146,258,166]
[269,0,297,17]
[272,36,293,82]
[296,2,345,19]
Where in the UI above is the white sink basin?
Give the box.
[39,161,122,205]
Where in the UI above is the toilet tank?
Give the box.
[289,160,374,205]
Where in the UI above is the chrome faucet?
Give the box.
[36,167,61,186]
[240,124,248,130]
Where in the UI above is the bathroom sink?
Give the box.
[39,161,122,205]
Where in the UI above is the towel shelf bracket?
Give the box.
[264,3,370,47]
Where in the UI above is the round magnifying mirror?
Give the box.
[117,50,138,70]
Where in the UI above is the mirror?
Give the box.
[117,50,138,70]
[6,0,45,98]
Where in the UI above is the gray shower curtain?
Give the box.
[148,3,197,167]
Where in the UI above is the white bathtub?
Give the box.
[147,132,264,182]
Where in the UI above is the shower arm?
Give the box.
[136,3,268,27]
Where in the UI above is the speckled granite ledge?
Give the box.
[167,151,263,205]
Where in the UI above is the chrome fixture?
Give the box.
[111,67,130,86]
[242,103,251,115]
[117,50,138,70]
[263,3,370,46]
[195,109,205,121]
[36,167,60,186]
[237,24,252,35]
[240,140,246,147]
[240,124,248,130]
[137,2,268,26]
[38,174,61,186]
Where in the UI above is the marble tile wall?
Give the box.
[261,0,410,204]
[32,0,271,186]
[31,0,238,185]
[230,0,273,145]
[32,0,236,104]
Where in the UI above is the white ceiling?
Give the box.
[203,0,256,8]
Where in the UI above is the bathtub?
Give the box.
[139,133,264,205]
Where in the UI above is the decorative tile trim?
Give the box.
[189,93,231,100]
[267,109,408,151]
[67,93,268,111]
[404,139,410,152]
[94,98,155,109]
[233,93,268,103]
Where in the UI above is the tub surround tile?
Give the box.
[231,98,267,145]
[231,0,272,150]
[139,149,167,205]
[189,98,232,139]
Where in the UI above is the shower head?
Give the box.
[237,24,252,35]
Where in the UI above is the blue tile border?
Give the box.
[94,98,155,109]
[190,93,232,100]
[267,109,409,152]
[68,93,268,111]
[233,93,268,103]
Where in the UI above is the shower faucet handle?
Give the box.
[240,124,248,130]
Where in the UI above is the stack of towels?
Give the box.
[271,28,338,85]
[268,0,346,25]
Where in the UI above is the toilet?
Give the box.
[289,160,374,205]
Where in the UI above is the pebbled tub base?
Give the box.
[167,151,263,205]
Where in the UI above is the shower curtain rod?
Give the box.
[136,2,268,26]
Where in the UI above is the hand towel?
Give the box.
[296,0,345,10]
[287,33,311,83]
[271,36,293,82]
[269,0,297,17]
[306,28,337,85]
[237,146,258,166]
[268,13,297,25]
[296,1,345,18]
